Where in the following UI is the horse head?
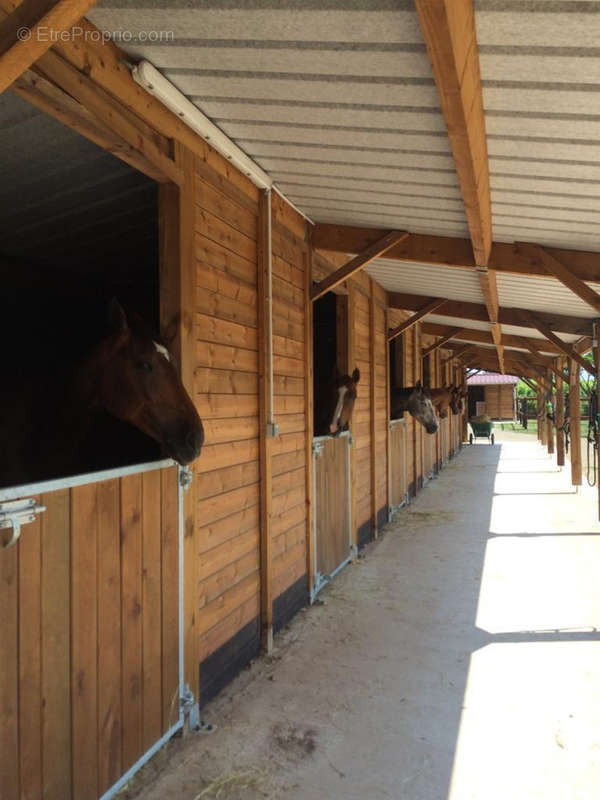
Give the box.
[325,366,360,436]
[450,385,467,415]
[78,300,204,465]
[406,382,439,434]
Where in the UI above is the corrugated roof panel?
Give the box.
[366,259,483,302]
[427,315,491,333]
[497,273,600,318]
[90,0,469,237]
[475,1,600,250]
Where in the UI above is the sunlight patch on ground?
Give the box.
[449,643,600,800]
[475,535,600,634]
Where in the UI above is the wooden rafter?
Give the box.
[312,224,600,284]
[415,0,491,266]
[517,337,569,383]
[517,242,600,315]
[422,328,465,358]
[442,343,472,365]
[0,0,96,94]
[476,265,505,373]
[388,291,591,337]
[517,310,596,377]
[310,230,407,301]
[521,376,538,393]
[12,70,171,182]
[33,50,182,184]
[387,297,447,342]
[422,322,569,357]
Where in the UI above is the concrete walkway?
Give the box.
[123,432,600,800]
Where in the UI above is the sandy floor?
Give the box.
[120,431,600,800]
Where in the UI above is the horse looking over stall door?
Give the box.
[1,299,204,488]
[315,366,360,436]
[390,383,439,434]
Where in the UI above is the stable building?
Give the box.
[467,372,519,421]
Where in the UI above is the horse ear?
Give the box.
[107,298,128,338]
[161,313,180,348]
[352,367,360,384]
[415,380,422,392]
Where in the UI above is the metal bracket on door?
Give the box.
[0,498,46,548]
[312,440,325,456]
[179,465,193,491]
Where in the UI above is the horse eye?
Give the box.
[138,361,153,372]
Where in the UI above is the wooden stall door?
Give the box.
[423,429,436,482]
[0,464,181,800]
[312,434,352,597]
[389,419,408,513]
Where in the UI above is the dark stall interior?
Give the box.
[0,92,161,487]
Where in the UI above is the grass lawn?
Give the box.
[489,419,591,438]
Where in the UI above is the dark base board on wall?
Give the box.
[377,505,388,532]
[274,574,308,634]
[357,519,373,550]
[199,617,260,707]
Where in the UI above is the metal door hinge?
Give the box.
[0,498,46,548]
[180,684,215,735]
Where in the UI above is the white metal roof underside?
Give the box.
[476,1,600,252]
[89,0,469,239]
[87,0,599,358]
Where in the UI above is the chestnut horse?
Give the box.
[390,383,439,434]
[315,366,360,436]
[430,385,465,419]
[1,300,204,487]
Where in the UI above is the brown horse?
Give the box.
[2,299,204,487]
[429,385,467,418]
[315,366,360,436]
[390,383,439,434]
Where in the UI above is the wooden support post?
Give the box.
[304,235,315,598]
[547,371,555,455]
[369,279,378,537]
[385,308,392,519]
[556,358,565,467]
[538,391,546,445]
[594,322,600,519]
[257,190,273,652]
[158,142,198,697]
[413,324,421,491]
[569,358,582,486]
[347,282,357,550]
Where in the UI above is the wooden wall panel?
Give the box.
[194,155,262,671]
[271,208,308,601]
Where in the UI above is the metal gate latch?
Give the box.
[179,465,193,490]
[0,498,46,549]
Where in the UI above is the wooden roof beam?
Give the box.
[0,0,96,94]
[442,343,472,365]
[421,321,568,356]
[387,297,447,342]
[311,230,407,301]
[415,0,491,266]
[312,225,600,284]
[517,242,600,315]
[12,70,171,183]
[422,328,466,358]
[517,310,596,377]
[388,290,591,336]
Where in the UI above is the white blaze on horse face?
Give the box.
[153,341,171,362]
[330,386,347,433]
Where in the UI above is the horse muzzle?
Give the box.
[165,421,204,465]
[425,422,439,434]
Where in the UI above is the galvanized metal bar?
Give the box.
[0,458,174,502]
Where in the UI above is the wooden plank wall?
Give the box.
[0,467,179,800]
[193,145,262,682]
[270,195,309,619]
